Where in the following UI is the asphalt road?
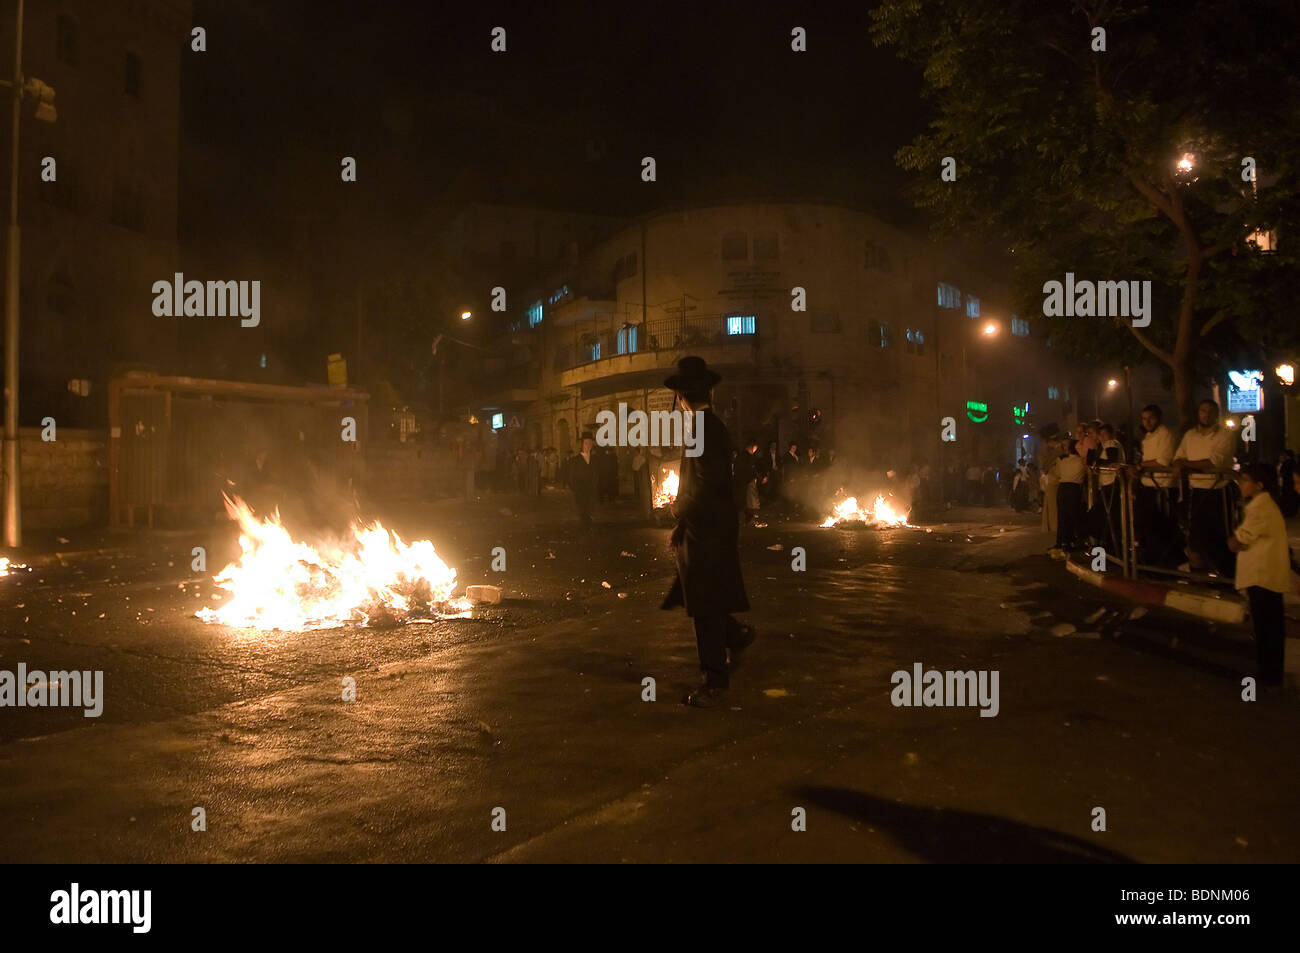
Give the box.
[1,492,1296,862]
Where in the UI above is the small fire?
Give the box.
[820,493,910,528]
[197,495,471,631]
[0,557,22,577]
[653,468,680,508]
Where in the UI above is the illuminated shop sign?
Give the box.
[966,400,988,423]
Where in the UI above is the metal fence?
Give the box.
[1091,464,1241,583]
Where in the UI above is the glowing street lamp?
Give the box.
[982,321,998,337]
[1107,378,1119,389]
[1177,153,1195,173]
[1276,363,1295,387]
[460,311,472,321]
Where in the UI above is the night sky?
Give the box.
[181,0,926,244]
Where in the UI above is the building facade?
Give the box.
[478,201,1080,484]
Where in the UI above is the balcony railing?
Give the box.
[556,312,760,372]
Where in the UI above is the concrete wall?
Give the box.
[18,427,108,529]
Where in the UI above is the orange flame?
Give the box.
[196,495,470,631]
[821,492,910,528]
[653,468,680,508]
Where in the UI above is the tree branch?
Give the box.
[1198,308,1230,337]
[1122,318,1173,365]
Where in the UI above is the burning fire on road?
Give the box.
[820,492,911,528]
[196,495,472,631]
[653,468,679,509]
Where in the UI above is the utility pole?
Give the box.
[3,0,54,548]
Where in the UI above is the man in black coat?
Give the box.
[567,432,597,530]
[659,357,753,707]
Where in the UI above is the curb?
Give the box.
[1065,557,1246,624]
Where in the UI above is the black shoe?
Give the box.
[685,681,727,708]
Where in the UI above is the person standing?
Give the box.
[632,446,653,520]
[660,357,752,708]
[1038,424,1061,540]
[738,439,762,524]
[1173,399,1237,576]
[1090,423,1126,552]
[1228,463,1292,688]
[1055,438,1087,554]
[567,432,597,530]
[1129,404,1178,566]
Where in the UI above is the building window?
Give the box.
[721,231,748,260]
[111,179,143,231]
[879,322,893,348]
[753,230,779,259]
[547,284,570,305]
[56,15,78,66]
[491,413,504,430]
[1011,315,1029,337]
[726,314,756,336]
[905,328,925,355]
[527,300,543,328]
[965,295,981,318]
[616,324,638,354]
[589,339,601,362]
[865,240,892,272]
[1048,385,1060,400]
[124,52,142,96]
[937,282,961,309]
[613,251,638,282]
[810,312,841,334]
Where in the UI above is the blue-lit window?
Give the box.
[965,295,980,318]
[259,353,267,368]
[527,300,543,327]
[937,282,961,309]
[617,325,638,354]
[727,314,756,336]
[547,285,570,306]
[491,413,504,430]
[589,340,601,361]
[1048,386,1060,400]
[1011,316,1029,337]
[880,322,893,348]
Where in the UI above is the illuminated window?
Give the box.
[965,295,981,318]
[879,322,893,348]
[491,413,504,430]
[904,328,925,355]
[617,325,638,354]
[589,340,602,361]
[937,282,961,309]
[726,314,756,336]
[527,300,543,327]
[1048,386,1060,400]
[547,285,570,305]
[1011,316,1029,337]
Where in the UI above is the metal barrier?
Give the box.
[1089,463,1240,584]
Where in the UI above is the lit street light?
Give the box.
[460,311,472,321]
[1276,363,1295,387]
[982,321,998,337]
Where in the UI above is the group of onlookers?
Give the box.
[1040,399,1295,689]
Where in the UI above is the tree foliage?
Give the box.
[872,0,1300,424]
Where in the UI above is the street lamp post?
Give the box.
[3,0,56,548]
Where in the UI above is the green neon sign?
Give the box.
[966,400,988,423]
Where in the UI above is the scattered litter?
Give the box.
[601,581,611,589]
[762,688,790,698]
[620,551,636,557]
[1050,622,1077,637]
[1085,607,1107,624]
[1235,836,1248,847]
[545,551,556,559]
[766,544,782,551]
[903,752,919,766]
[465,585,501,605]
[57,537,69,544]
[1128,607,1148,620]
[617,592,627,599]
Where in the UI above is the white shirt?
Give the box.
[1098,439,1126,487]
[1234,492,1292,593]
[1140,425,1176,488]
[1057,453,1086,484]
[1175,425,1236,489]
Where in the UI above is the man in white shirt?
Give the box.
[1089,423,1126,551]
[1055,439,1087,552]
[1173,399,1238,575]
[1128,404,1180,566]
[1227,463,1292,687]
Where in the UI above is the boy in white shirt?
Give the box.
[1227,463,1292,688]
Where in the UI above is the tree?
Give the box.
[872,0,1300,426]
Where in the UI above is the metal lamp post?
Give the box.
[3,0,57,548]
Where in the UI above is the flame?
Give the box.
[653,468,680,508]
[196,495,471,631]
[0,557,17,577]
[820,492,910,528]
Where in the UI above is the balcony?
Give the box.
[558,313,761,390]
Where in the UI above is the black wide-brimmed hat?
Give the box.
[664,355,721,392]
